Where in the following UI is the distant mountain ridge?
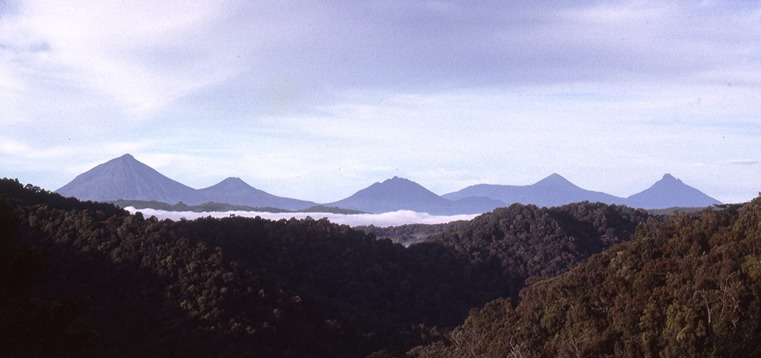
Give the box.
[444,173,721,209]
[57,154,314,210]
[56,154,723,213]
[443,173,625,208]
[199,177,317,211]
[323,176,502,215]
[324,177,453,214]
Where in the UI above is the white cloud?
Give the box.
[3,0,247,117]
[126,208,477,228]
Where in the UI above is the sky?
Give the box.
[1,0,760,204]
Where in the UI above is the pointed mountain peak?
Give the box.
[110,153,146,167]
[56,154,205,205]
[534,173,576,187]
[385,176,410,183]
[627,174,721,208]
[650,174,686,189]
[204,177,255,191]
[107,153,153,170]
[220,177,247,184]
[112,153,140,164]
[659,173,681,182]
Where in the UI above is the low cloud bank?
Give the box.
[125,208,478,227]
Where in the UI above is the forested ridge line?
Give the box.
[411,198,760,357]
[0,178,655,356]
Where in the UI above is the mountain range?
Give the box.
[55,154,722,214]
[443,173,625,207]
[323,176,505,214]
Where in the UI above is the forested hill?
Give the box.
[1,178,653,356]
[426,203,655,297]
[411,200,761,357]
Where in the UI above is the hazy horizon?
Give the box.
[2,1,759,204]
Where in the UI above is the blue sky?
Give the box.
[1,1,759,203]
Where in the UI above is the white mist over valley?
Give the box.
[126,207,478,227]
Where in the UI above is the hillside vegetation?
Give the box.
[411,200,760,356]
[427,203,654,297]
[1,178,668,356]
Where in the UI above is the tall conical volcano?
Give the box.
[625,174,721,209]
[56,154,207,205]
[199,177,316,211]
[532,173,575,187]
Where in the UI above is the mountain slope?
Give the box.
[626,173,722,209]
[199,177,316,211]
[56,155,723,213]
[411,199,759,357]
[56,154,207,205]
[450,196,507,214]
[444,173,625,208]
[325,177,458,214]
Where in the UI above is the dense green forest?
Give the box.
[411,201,761,356]
[13,177,746,357]
[354,222,467,246]
[426,203,654,297]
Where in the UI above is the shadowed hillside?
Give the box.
[1,178,657,356]
[411,199,761,357]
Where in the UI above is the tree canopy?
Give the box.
[411,199,761,357]
[16,177,749,356]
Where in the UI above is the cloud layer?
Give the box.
[126,207,477,228]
